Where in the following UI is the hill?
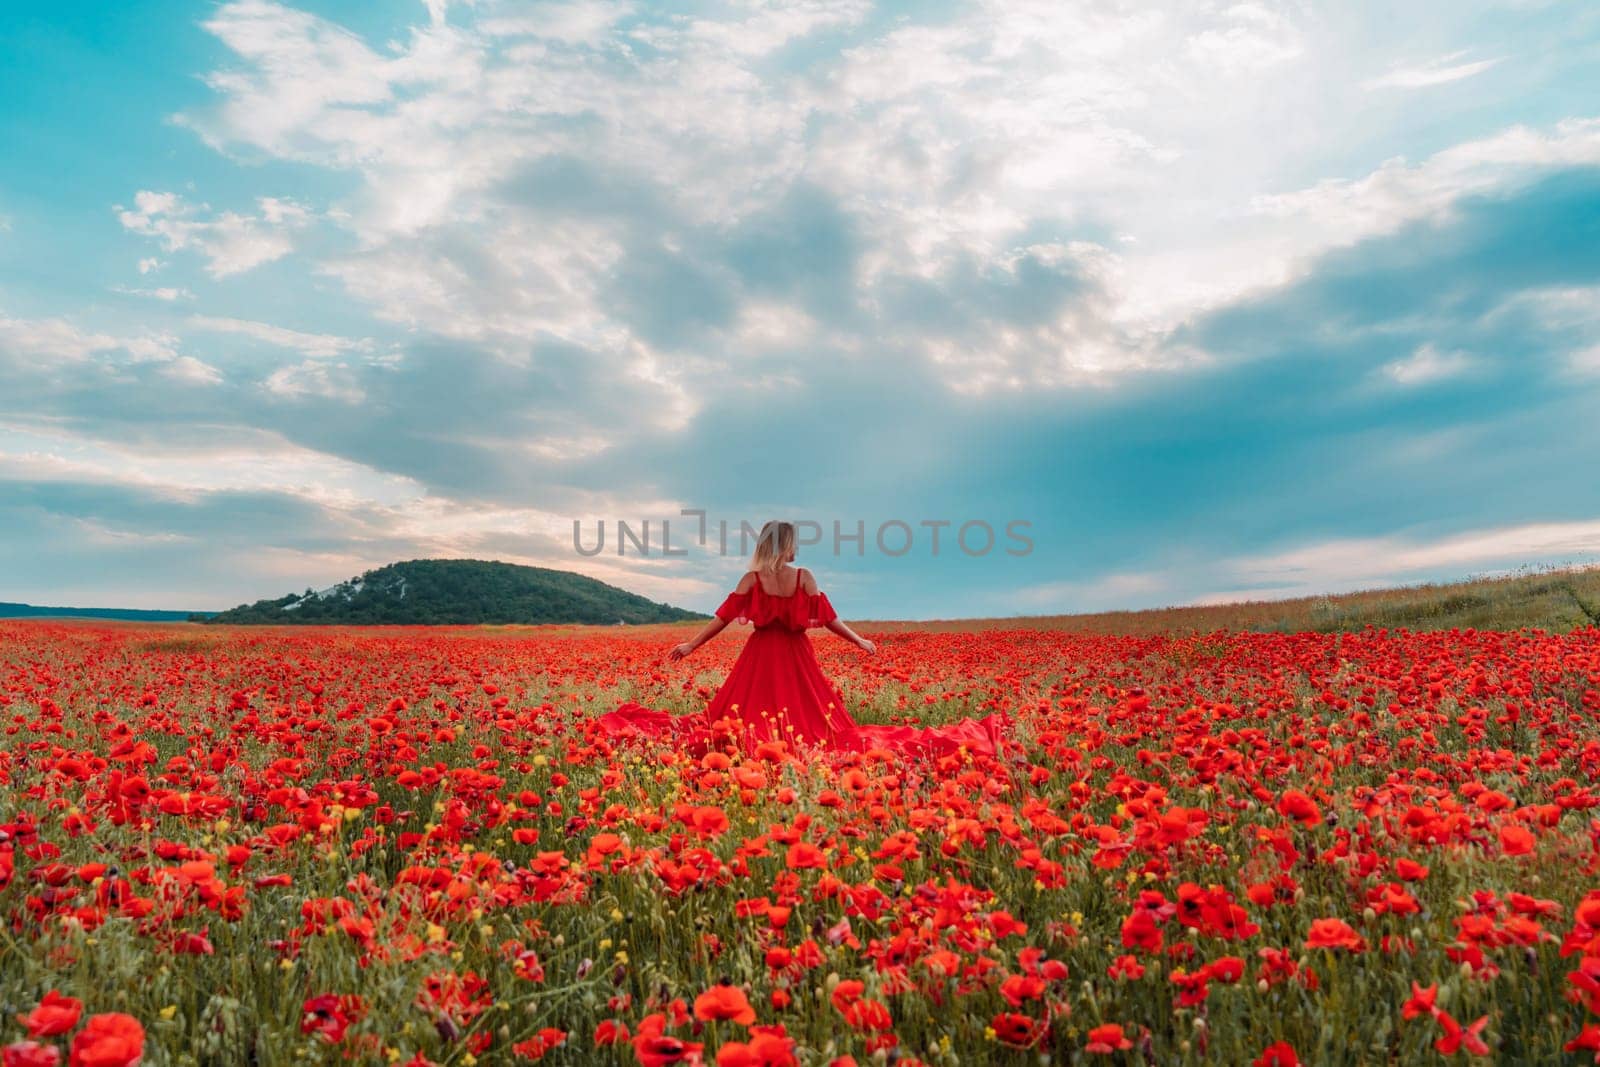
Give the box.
[865,564,1600,635]
[202,559,707,626]
[0,602,214,622]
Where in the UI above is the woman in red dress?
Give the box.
[597,521,1008,759]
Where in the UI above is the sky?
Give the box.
[2,0,1600,618]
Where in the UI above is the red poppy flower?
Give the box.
[1108,954,1146,980]
[512,1028,567,1061]
[18,992,81,1038]
[1433,1012,1489,1056]
[1402,982,1439,1020]
[1565,1024,1600,1057]
[713,1028,796,1067]
[991,1013,1046,1048]
[694,985,756,1026]
[301,995,365,1043]
[841,999,892,1033]
[68,1014,144,1067]
[1394,858,1430,881]
[594,1020,631,1046]
[1085,1023,1133,1054]
[1277,790,1321,826]
[631,1014,703,1067]
[998,973,1046,1008]
[829,980,864,1013]
[1304,918,1366,952]
[1499,824,1535,857]
[1203,956,1245,983]
[1253,1042,1300,1067]
[3,1041,62,1067]
[784,842,826,870]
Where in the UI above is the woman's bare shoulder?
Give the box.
[798,567,819,594]
[734,571,758,594]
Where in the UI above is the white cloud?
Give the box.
[0,315,124,363]
[0,312,208,381]
[184,0,396,164]
[314,219,624,347]
[1570,342,1600,376]
[1084,116,1600,334]
[0,414,721,607]
[1250,118,1600,252]
[137,257,164,274]
[164,355,225,386]
[1185,3,1304,72]
[1479,283,1600,378]
[116,189,311,277]
[187,314,372,357]
[479,2,633,46]
[1382,342,1477,386]
[257,196,311,225]
[1010,515,1600,614]
[262,359,366,402]
[179,0,1247,386]
[1194,519,1600,603]
[112,284,194,301]
[1487,283,1600,331]
[120,334,183,364]
[682,0,871,59]
[1363,51,1502,91]
[0,420,422,508]
[172,1,1600,397]
[66,517,198,547]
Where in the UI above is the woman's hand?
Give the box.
[668,642,696,661]
[858,638,876,654]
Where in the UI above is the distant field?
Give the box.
[866,564,1600,634]
[0,601,212,622]
[10,564,1599,639]
[472,564,1600,638]
[294,564,1600,636]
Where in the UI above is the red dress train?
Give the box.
[596,576,1009,759]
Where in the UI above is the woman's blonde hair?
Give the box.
[750,520,797,574]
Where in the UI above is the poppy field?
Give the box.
[4,619,1600,1066]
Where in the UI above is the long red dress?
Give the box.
[596,572,1009,759]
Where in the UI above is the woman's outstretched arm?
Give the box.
[668,617,729,660]
[824,617,876,653]
[669,572,757,660]
[800,568,875,653]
